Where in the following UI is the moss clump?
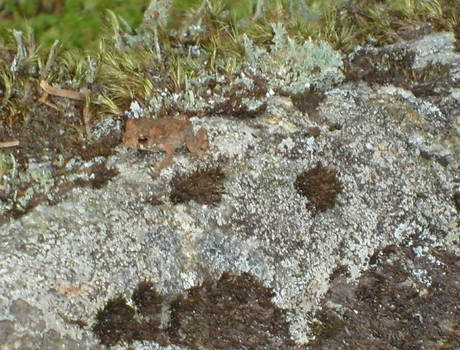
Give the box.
[453,192,460,212]
[315,0,458,51]
[345,47,452,98]
[308,244,460,349]
[294,163,342,214]
[170,167,225,206]
[132,281,164,316]
[92,272,294,348]
[78,132,121,161]
[72,162,119,190]
[92,296,138,347]
[309,309,344,347]
[130,281,169,346]
[291,87,326,116]
[168,272,293,349]
[92,286,166,347]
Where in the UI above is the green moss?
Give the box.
[2,0,453,132]
[0,0,149,49]
[2,0,458,53]
[294,163,342,215]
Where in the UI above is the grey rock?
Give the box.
[9,299,45,332]
[0,320,15,344]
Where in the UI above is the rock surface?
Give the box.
[0,32,458,349]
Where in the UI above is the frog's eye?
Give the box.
[137,136,148,144]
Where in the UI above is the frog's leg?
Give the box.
[155,143,176,169]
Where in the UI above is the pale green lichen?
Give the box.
[138,22,343,116]
[0,153,115,222]
[243,23,344,94]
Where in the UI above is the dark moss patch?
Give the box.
[89,164,118,190]
[47,160,118,205]
[345,47,451,98]
[329,265,350,281]
[306,127,321,138]
[454,24,460,52]
[308,309,344,348]
[204,74,268,119]
[132,281,163,316]
[308,244,460,349]
[168,272,293,349]
[144,195,164,206]
[92,296,138,347]
[92,272,294,349]
[93,293,163,347]
[7,190,48,220]
[78,132,121,161]
[294,163,342,214]
[453,192,460,212]
[72,163,119,190]
[291,87,326,116]
[170,167,225,206]
[328,123,342,132]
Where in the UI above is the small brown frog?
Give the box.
[122,116,209,169]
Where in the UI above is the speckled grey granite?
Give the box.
[0,32,458,350]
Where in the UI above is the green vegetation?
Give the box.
[1,0,457,50]
[0,0,149,49]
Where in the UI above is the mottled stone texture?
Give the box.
[308,243,459,349]
[0,32,458,349]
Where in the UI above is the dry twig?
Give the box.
[39,80,84,113]
[0,140,20,148]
